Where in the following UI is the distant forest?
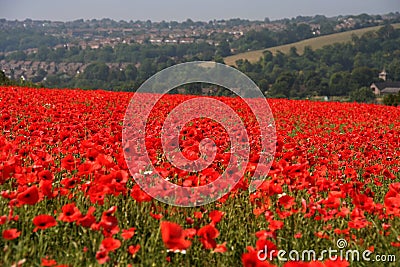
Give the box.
[1,16,400,105]
[236,24,400,98]
[13,26,400,99]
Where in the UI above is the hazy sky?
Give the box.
[1,0,399,22]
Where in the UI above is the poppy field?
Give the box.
[0,86,399,267]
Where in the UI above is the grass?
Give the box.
[2,180,399,266]
[224,23,400,66]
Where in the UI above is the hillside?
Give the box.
[224,23,400,66]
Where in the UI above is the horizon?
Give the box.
[1,0,399,23]
[1,11,400,24]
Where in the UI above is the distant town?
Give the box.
[2,13,399,50]
[1,12,400,98]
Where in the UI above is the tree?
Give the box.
[37,46,51,61]
[377,24,396,40]
[303,46,315,61]
[351,67,375,87]
[258,79,269,92]
[382,92,400,106]
[319,21,334,35]
[31,69,47,83]
[289,47,299,57]
[262,50,273,63]
[268,81,290,98]
[304,71,323,95]
[213,55,225,64]
[216,40,231,57]
[349,87,376,103]
[0,70,11,85]
[353,52,369,68]
[269,71,296,97]
[329,71,357,96]
[6,51,27,61]
[294,23,313,40]
[81,62,110,81]
[125,64,138,81]
[388,59,400,81]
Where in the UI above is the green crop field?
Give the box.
[224,23,400,66]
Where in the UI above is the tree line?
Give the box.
[234,24,400,102]
[2,24,400,106]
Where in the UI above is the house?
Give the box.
[371,82,400,95]
[164,39,178,44]
[370,69,400,95]
[179,38,195,44]
[149,38,163,44]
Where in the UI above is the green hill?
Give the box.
[224,23,400,66]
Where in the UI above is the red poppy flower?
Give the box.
[256,239,278,259]
[102,206,117,217]
[294,232,302,239]
[58,203,82,223]
[242,248,277,267]
[149,212,163,220]
[213,242,227,253]
[95,154,115,169]
[255,230,276,240]
[128,244,141,256]
[2,228,21,240]
[160,221,191,251]
[60,177,81,189]
[391,242,400,247]
[0,215,7,225]
[121,227,136,240]
[324,258,349,267]
[38,170,54,181]
[348,218,370,229]
[185,217,194,224]
[183,228,197,239]
[209,210,225,225]
[98,209,119,237]
[194,211,203,219]
[131,184,153,202]
[17,185,39,205]
[100,237,121,252]
[95,250,110,264]
[41,257,57,266]
[268,220,284,232]
[33,214,57,232]
[197,224,219,249]
[61,154,76,171]
[77,206,96,228]
[40,180,57,199]
[278,195,295,209]
[86,148,99,162]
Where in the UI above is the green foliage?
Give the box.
[0,70,11,85]
[3,23,400,97]
[383,92,400,106]
[216,40,231,57]
[0,70,41,87]
[236,26,400,99]
[0,28,65,52]
[349,86,376,103]
[351,67,376,87]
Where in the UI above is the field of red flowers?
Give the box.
[0,86,399,267]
